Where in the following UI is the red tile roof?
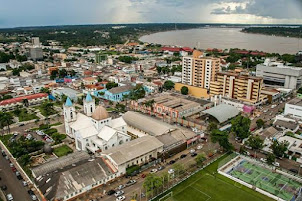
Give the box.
[0,93,48,106]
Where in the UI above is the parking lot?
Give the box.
[0,150,32,201]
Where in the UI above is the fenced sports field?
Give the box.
[155,154,273,201]
[220,156,302,201]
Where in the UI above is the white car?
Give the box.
[272,162,280,167]
[197,145,203,150]
[116,195,125,201]
[260,158,267,163]
[7,194,13,201]
[168,169,175,174]
[117,184,125,190]
[190,149,195,154]
[114,190,124,197]
[22,180,28,186]
[150,169,158,173]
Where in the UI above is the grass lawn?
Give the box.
[156,154,273,201]
[53,145,73,157]
[14,109,39,122]
[49,122,62,127]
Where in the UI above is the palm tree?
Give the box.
[1,112,13,135]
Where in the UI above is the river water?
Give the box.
[140,28,301,54]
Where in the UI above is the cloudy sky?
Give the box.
[0,0,301,28]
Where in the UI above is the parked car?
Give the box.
[190,149,195,154]
[16,171,20,176]
[116,195,125,201]
[17,175,23,180]
[22,180,28,186]
[191,152,197,157]
[1,185,7,190]
[126,180,136,186]
[168,169,175,174]
[141,174,146,178]
[168,160,176,165]
[114,190,124,197]
[117,185,125,190]
[7,193,13,201]
[272,162,280,167]
[19,123,25,127]
[107,189,116,195]
[150,169,157,173]
[180,154,187,159]
[260,158,267,163]
[197,145,203,150]
[158,166,165,171]
[289,169,298,174]
[9,163,14,168]
[30,194,37,201]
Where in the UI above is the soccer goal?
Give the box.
[159,192,173,201]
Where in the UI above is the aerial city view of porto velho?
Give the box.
[0,0,302,201]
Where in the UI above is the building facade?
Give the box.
[210,71,265,104]
[284,98,302,120]
[182,50,220,89]
[256,59,302,89]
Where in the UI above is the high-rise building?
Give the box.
[29,47,43,61]
[182,50,220,89]
[210,71,265,104]
[31,37,40,47]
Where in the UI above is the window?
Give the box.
[91,106,93,113]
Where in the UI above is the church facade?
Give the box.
[63,93,131,153]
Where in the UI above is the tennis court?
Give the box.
[227,159,302,201]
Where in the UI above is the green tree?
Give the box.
[163,80,175,90]
[181,86,189,95]
[0,112,14,134]
[143,174,163,197]
[106,82,118,90]
[129,85,146,100]
[272,140,289,158]
[195,153,206,167]
[172,163,185,176]
[246,135,264,150]
[156,66,162,74]
[207,122,217,133]
[266,153,276,165]
[256,119,265,129]
[210,129,233,151]
[231,115,251,140]
[40,87,51,94]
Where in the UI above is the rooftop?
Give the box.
[102,135,163,165]
[203,104,240,123]
[287,98,302,107]
[108,85,133,94]
[123,111,174,136]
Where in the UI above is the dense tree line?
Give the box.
[242,26,302,38]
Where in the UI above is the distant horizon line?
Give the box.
[1,22,302,30]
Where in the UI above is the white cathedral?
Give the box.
[63,93,131,153]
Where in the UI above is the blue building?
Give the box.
[103,85,133,102]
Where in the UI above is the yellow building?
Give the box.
[182,50,220,89]
[210,71,265,104]
[175,83,209,99]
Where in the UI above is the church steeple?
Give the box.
[83,93,95,117]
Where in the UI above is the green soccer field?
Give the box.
[228,160,302,201]
[156,155,273,201]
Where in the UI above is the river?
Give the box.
[140,27,301,54]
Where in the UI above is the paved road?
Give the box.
[0,153,32,201]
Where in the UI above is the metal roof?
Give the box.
[203,104,240,123]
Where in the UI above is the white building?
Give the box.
[256,59,302,89]
[101,136,164,175]
[63,94,131,153]
[284,98,302,120]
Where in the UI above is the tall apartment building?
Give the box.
[210,71,265,104]
[182,50,220,89]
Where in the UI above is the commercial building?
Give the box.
[182,50,220,89]
[284,98,302,120]
[210,71,265,104]
[256,59,302,89]
[101,135,164,175]
[130,93,212,119]
[29,47,43,61]
[0,93,48,111]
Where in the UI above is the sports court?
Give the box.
[221,157,302,201]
